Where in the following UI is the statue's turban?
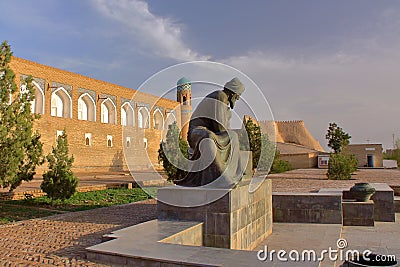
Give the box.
[224,77,245,95]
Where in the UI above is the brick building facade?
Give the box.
[347,144,383,168]
[10,57,182,173]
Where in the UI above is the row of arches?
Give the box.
[29,83,176,129]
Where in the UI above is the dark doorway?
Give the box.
[367,155,374,167]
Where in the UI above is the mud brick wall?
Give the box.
[273,192,342,223]
[10,57,180,173]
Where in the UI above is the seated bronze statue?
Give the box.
[174,77,246,188]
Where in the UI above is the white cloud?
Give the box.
[91,0,210,61]
[222,46,400,150]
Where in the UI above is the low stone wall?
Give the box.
[272,192,342,223]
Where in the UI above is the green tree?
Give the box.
[327,149,358,180]
[0,41,44,191]
[325,123,358,180]
[158,122,189,181]
[325,122,351,153]
[257,133,276,171]
[241,119,291,173]
[41,130,78,205]
[240,118,262,170]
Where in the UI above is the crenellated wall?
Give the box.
[259,120,324,152]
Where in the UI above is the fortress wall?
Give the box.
[258,120,323,152]
[275,120,324,152]
[10,57,177,172]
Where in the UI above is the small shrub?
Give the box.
[41,130,78,205]
[327,152,357,180]
[158,122,189,181]
[270,150,292,174]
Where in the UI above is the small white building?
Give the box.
[383,160,398,169]
[318,153,330,169]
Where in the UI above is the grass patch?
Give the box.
[1,187,157,224]
[0,205,58,225]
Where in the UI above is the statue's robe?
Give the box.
[174,90,243,188]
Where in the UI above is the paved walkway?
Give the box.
[267,168,400,192]
[0,199,157,266]
[2,168,400,194]
[1,201,399,266]
[0,168,399,266]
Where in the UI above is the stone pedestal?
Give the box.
[157,178,272,250]
[342,200,374,226]
[395,196,400,213]
[369,183,395,222]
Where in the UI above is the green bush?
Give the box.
[41,130,78,205]
[327,152,357,180]
[158,122,189,181]
[270,150,291,174]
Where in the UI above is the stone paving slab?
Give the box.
[255,222,342,267]
[87,219,317,267]
[341,213,400,263]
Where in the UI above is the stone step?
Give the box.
[395,196,400,213]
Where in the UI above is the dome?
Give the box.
[177,77,191,86]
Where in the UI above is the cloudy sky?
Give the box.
[2,0,400,150]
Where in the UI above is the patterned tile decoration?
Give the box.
[137,102,150,109]
[121,98,135,108]
[52,82,72,97]
[166,109,176,117]
[99,93,116,106]
[177,83,191,92]
[20,74,46,95]
[78,88,96,102]
[153,106,164,114]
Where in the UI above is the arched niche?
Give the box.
[31,81,45,114]
[121,102,134,127]
[101,98,117,124]
[166,112,177,128]
[78,93,96,121]
[51,87,72,118]
[138,107,149,129]
[153,108,164,130]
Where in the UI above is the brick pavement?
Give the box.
[0,199,157,266]
[1,168,399,266]
[267,168,400,192]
